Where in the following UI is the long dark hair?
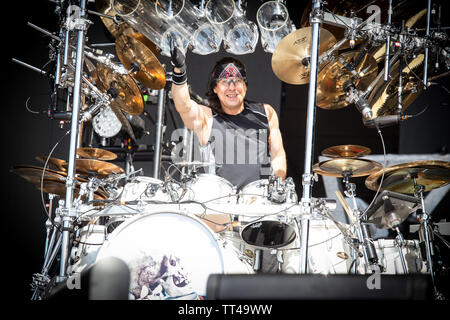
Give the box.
[205,57,247,115]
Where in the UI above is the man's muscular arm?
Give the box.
[265,104,287,180]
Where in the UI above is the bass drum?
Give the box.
[96,211,253,300]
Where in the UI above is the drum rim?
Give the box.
[190,173,235,188]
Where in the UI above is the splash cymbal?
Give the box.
[321,145,372,158]
[365,160,450,194]
[77,147,118,160]
[271,27,337,85]
[313,158,382,177]
[317,50,378,109]
[115,34,166,90]
[96,63,144,116]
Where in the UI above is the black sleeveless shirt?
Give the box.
[200,100,272,190]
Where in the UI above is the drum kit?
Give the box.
[10,0,450,300]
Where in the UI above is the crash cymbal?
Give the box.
[35,156,68,172]
[115,34,166,90]
[321,145,371,158]
[11,165,108,200]
[368,54,424,118]
[60,159,124,177]
[271,27,337,85]
[11,165,71,185]
[365,160,450,194]
[77,147,117,161]
[96,63,144,116]
[313,158,382,178]
[317,50,378,109]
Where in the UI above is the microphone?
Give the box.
[343,80,372,120]
[363,114,412,128]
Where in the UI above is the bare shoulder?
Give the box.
[263,103,278,122]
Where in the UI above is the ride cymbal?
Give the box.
[115,34,166,90]
[321,145,372,158]
[365,160,450,194]
[313,158,382,177]
[317,50,378,109]
[77,147,117,161]
[271,27,337,85]
[96,63,144,116]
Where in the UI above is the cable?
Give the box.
[362,125,386,217]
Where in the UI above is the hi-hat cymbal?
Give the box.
[115,34,166,90]
[271,27,337,85]
[313,158,382,177]
[321,145,372,158]
[77,147,117,161]
[96,63,144,116]
[368,54,424,118]
[317,50,378,109]
[365,160,450,194]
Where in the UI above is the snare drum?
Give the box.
[182,174,236,233]
[96,211,253,300]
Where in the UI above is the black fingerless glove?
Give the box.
[170,36,187,85]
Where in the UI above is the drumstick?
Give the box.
[335,190,357,225]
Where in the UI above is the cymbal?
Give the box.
[316,50,378,109]
[313,158,382,178]
[365,160,450,194]
[11,165,108,199]
[115,34,166,90]
[96,63,144,116]
[77,147,117,161]
[61,159,124,178]
[11,165,72,185]
[368,54,424,118]
[35,156,68,172]
[321,145,371,158]
[271,27,337,85]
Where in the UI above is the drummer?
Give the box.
[170,46,287,190]
[170,42,288,272]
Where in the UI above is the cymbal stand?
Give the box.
[342,171,380,274]
[59,0,90,280]
[423,0,432,89]
[298,0,324,274]
[153,80,167,180]
[414,178,436,291]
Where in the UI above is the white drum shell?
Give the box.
[282,219,354,274]
[95,211,252,300]
[183,174,236,204]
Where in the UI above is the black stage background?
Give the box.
[4,0,450,301]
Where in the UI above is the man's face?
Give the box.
[213,77,247,112]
